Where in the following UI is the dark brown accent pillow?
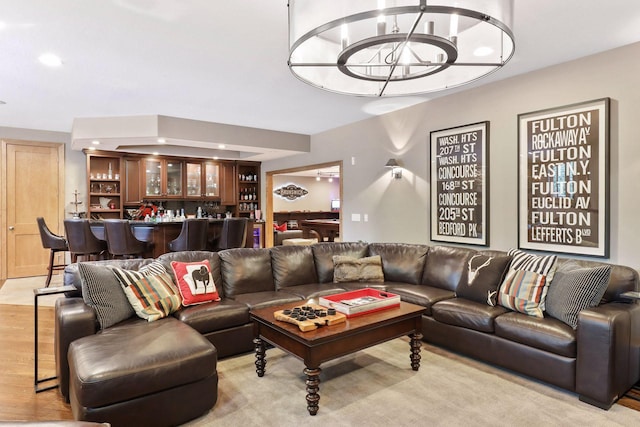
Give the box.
[456,254,512,306]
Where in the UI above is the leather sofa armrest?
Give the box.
[55,297,98,402]
[576,301,640,409]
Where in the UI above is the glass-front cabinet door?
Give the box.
[144,158,183,198]
[165,160,183,197]
[145,159,162,197]
[185,161,220,199]
[204,162,219,197]
[186,162,203,198]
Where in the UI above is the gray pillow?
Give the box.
[545,263,612,329]
[78,262,135,330]
[333,255,384,283]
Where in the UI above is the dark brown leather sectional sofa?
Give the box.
[58,242,640,425]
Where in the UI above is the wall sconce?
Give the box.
[385,158,402,179]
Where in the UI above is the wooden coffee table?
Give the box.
[250,300,426,415]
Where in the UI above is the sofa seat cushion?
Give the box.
[174,299,250,334]
[231,291,302,310]
[279,283,347,299]
[388,284,454,315]
[494,312,576,358]
[431,298,508,333]
[68,317,217,409]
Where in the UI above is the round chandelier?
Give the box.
[287,0,515,97]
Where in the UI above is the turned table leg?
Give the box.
[304,367,321,415]
[409,332,423,371]
[253,338,266,377]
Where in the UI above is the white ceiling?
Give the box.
[1,1,640,160]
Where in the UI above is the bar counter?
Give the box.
[89,218,254,258]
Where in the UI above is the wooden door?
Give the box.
[1,140,65,279]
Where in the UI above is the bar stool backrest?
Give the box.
[169,218,209,251]
[64,219,107,255]
[37,217,68,251]
[103,219,147,257]
[217,218,248,250]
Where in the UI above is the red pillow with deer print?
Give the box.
[170,260,221,306]
[456,254,512,306]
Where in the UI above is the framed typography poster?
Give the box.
[430,121,489,246]
[518,98,609,257]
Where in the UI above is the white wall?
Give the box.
[262,42,640,269]
[273,175,340,212]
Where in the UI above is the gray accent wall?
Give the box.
[263,42,640,269]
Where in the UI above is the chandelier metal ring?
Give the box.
[287,1,515,96]
[337,33,458,82]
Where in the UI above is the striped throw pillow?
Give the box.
[503,249,558,311]
[118,272,181,322]
[545,263,612,329]
[498,269,548,317]
[111,262,182,322]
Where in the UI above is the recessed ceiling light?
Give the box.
[152,151,159,156]
[212,156,219,160]
[38,53,63,67]
[91,140,100,145]
[473,46,494,57]
[219,144,226,149]
[157,138,166,143]
[88,147,96,151]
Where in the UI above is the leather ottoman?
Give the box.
[68,317,217,427]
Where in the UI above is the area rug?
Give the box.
[186,338,639,426]
[0,275,64,306]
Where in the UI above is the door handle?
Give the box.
[8,226,15,230]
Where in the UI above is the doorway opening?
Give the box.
[265,161,342,247]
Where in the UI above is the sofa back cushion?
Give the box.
[368,243,429,285]
[219,248,275,297]
[271,245,318,289]
[422,245,477,291]
[157,250,223,297]
[312,242,369,283]
[64,258,153,294]
[555,258,638,303]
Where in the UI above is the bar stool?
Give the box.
[36,217,69,287]
[64,219,108,263]
[103,219,153,259]
[168,218,209,251]
[210,217,248,251]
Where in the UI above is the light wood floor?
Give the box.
[0,296,638,422]
[0,304,73,422]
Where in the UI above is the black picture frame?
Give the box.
[430,121,489,246]
[517,98,610,257]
